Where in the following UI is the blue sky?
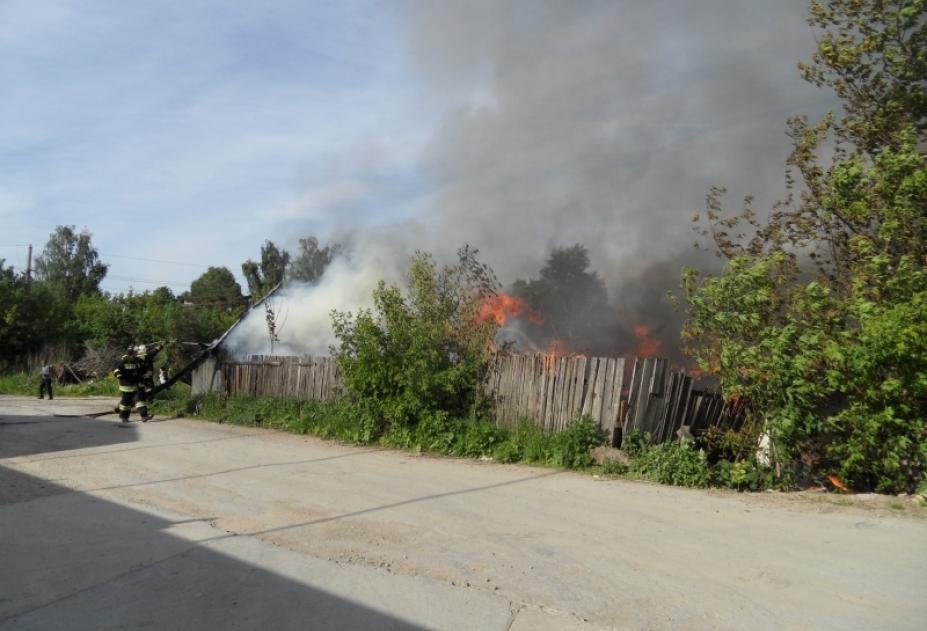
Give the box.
[1,0,834,300]
[0,0,431,293]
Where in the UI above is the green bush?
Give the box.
[546,416,603,468]
[679,1,927,494]
[629,441,712,488]
[710,458,777,492]
[486,417,603,469]
[610,430,777,490]
[497,421,552,464]
[331,250,497,435]
[382,411,509,458]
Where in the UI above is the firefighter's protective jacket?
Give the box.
[114,354,142,392]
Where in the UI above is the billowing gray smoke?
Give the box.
[228,0,836,359]
[405,0,834,357]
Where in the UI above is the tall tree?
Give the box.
[34,226,108,301]
[187,266,244,310]
[0,259,75,370]
[287,236,341,284]
[241,240,290,301]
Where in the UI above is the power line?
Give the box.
[102,253,211,268]
[4,247,213,271]
[105,275,190,287]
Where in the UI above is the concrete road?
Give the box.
[2,396,925,630]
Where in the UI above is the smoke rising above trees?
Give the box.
[281,0,834,356]
[192,1,846,361]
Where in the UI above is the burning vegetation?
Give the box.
[477,293,544,327]
[469,244,680,362]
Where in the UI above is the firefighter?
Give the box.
[113,345,145,423]
[136,341,167,415]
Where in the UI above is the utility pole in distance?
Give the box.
[25,243,32,291]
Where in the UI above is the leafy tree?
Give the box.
[287,236,341,284]
[34,225,108,301]
[799,0,927,154]
[74,287,238,373]
[186,266,245,310]
[0,261,76,370]
[512,244,610,352]
[0,258,14,284]
[242,240,289,301]
[331,248,498,439]
[681,0,927,492]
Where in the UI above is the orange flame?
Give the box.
[633,324,662,358]
[479,293,544,326]
[544,339,568,371]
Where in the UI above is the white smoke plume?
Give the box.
[224,236,409,358]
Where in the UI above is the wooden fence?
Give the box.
[193,353,745,446]
[204,355,341,402]
[622,358,746,445]
[486,354,625,443]
[485,354,746,446]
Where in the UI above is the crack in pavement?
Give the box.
[505,603,525,631]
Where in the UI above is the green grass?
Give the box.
[0,372,120,397]
[148,393,782,489]
[151,393,605,471]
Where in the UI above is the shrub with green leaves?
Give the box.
[629,442,712,488]
[609,431,777,490]
[680,1,927,493]
[547,416,603,468]
[331,249,498,434]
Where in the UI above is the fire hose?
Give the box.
[58,341,215,419]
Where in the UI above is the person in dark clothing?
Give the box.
[114,346,145,423]
[38,361,53,400]
[136,341,166,415]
